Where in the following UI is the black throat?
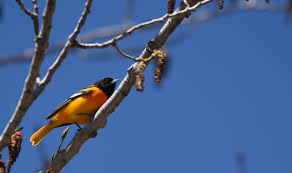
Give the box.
[95,83,115,98]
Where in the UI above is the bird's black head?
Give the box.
[94,78,119,98]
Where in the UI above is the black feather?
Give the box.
[46,90,92,119]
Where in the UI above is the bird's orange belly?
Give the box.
[51,90,108,125]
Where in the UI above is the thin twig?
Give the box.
[0,24,135,65]
[15,0,39,35]
[75,0,209,49]
[0,0,56,152]
[32,0,38,14]
[0,2,284,66]
[15,0,35,18]
[112,43,166,62]
[112,43,137,61]
[32,0,93,100]
[49,0,212,172]
[32,0,39,35]
[47,128,69,173]
[183,0,190,8]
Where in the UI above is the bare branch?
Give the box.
[75,0,209,49]
[32,0,93,100]
[15,0,35,18]
[32,0,38,14]
[32,0,39,34]
[0,24,134,65]
[0,1,285,66]
[112,43,137,61]
[49,0,212,171]
[15,0,39,35]
[183,0,190,8]
[0,0,56,152]
[47,128,69,173]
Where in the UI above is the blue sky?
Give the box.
[0,0,292,172]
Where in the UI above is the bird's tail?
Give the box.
[30,122,54,146]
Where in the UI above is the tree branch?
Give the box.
[0,24,134,65]
[32,0,39,35]
[15,0,39,35]
[49,0,212,172]
[112,43,137,61]
[0,0,56,152]
[0,1,284,66]
[32,0,93,100]
[75,0,210,49]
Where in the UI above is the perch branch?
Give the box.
[49,0,212,172]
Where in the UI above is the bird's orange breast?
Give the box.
[51,87,108,125]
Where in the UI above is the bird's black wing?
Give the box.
[46,90,92,120]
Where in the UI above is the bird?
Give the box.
[30,77,119,146]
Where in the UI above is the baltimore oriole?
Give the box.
[30,77,119,146]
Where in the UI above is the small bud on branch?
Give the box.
[7,128,23,172]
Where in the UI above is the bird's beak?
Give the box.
[111,78,120,84]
